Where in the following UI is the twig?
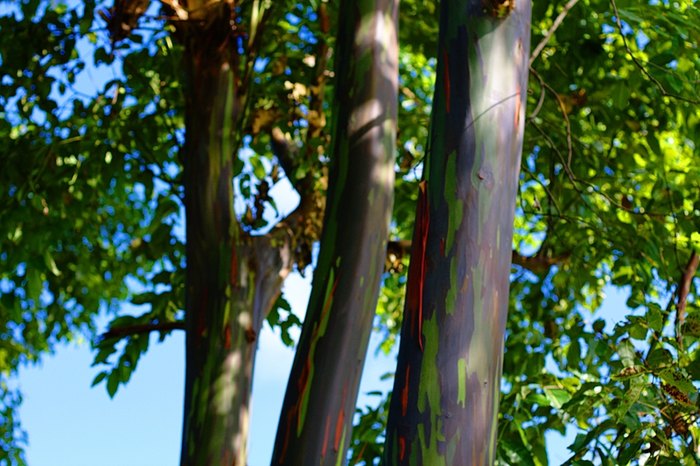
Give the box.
[527,67,547,121]
[100,321,185,341]
[529,0,581,67]
[530,67,574,167]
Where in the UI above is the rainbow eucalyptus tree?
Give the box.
[272,0,399,464]
[159,1,325,464]
[382,0,531,464]
[178,2,290,463]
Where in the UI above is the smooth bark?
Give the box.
[383,1,531,464]
[271,1,399,464]
[179,7,291,465]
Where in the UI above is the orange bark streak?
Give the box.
[399,436,406,461]
[278,405,297,463]
[333,384,348,451]
[224,325,232,350]
[321,415,331,458]
[356,443,367,462]
[333,408,345,451]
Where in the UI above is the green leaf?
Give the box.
[617,440,644,465]
[628,322,647,340]
[567,338,581,368]
[131,293,157,306]
[646,348,672,368]
[108,314,139,329]
[91,371,108,387]
[690,232,700,253]
[617,339,636,367]
[26,268,42,303]
[613,376,645,422]
[499,437,536,466]
[267,307,280,327]
[544,387,571,409]
[611,83,631,110]
[43,250,61,276]
[92,345,117,365]
[682,310,700,337]
[106,372,119,398]
[647,306,662,332]
[250,156,266,180]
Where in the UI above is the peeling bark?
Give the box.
[271,1,399,465]
[383,1,531,464]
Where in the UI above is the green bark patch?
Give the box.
[297,269,339,435]
[443,151,464,254]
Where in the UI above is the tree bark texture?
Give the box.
[180,10,291,466]
[382,1,531,465]
[271,1,399,465]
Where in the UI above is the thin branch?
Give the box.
[270,126,301,191]
[530,67,574,167]
[527,67,547,121]
[387,240,568,275]
[100,321,185,341]
[529,0,581,67]
[675,251,699,347]
[511,250,569,274]
[647,251,699,358]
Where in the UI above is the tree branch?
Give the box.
[270,126,301,189]
[529,0,581,67]
[100,321,185,341]
[676,251,699,346]
[511,250,568,274]
[386,240,567,275]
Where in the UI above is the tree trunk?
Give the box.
[382,1,531,465]
[271,1,399,465]
[180,11,292,465]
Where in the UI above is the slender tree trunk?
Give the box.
[179,9,291,465]
[382,1,531,465]
[271,1,399,464]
